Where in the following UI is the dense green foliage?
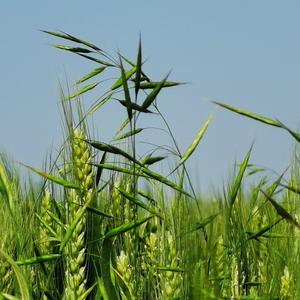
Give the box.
[0,31,299,300]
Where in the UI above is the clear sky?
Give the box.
[1,1,300,191]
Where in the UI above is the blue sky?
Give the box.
[1,1,300,190]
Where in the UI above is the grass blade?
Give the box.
[141,73,170,109]
[76,67,106,84]
[229,146,252,209]
[117,100,152,113]
[113,128,144,141]
[119,56,132,120]
[117,187,163,218]
[87,93,112,116]
[42,30,102,51]
[142,155,166,166]
[139,81,182,89]
[179,115,213,166]
[104,216,153,239]
[261,190,300,228]
[0,250,31,300]
[111,66,136,90]
[16,254,61,266]
[53,45,92,54]
[26,166,81,189]
[213,101,282,128]
[87,140,142,166]
[96,151,107,187]
[135,35,142,96]
[67,82,98,100]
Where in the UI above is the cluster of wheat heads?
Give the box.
[0,31,300,299]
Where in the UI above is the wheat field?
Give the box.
[0,30,299,300]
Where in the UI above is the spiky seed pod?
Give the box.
[280,266,293,300]
[161,231,182,300]
[63,128,94,300]
[38,190,52,254]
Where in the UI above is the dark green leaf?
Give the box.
[261,190,300,228]
[142,73,170,109]
[119,56,132,120]
[104,216,153,239]
[139,81,182,89]
[135,36,142,96]
[87,140,142,166]
[142,155,166,165]
[118,100,152,113]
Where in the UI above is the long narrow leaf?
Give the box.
[87,140,142,166]
[213,101,282,128]
[76,67,106,84]
[67,82,98,100]
[0,250,30,300]
[117,187,163,218]
[16,254,61,266]
[104,216,153,239]
[111,67,136,90]
[117,100,152,113]
[119,56,132,120]
[179,115,213,166]
[53,45,92,54]
[142,73,170,109]
[135,36,142,96]
[87,93,112,116]
[229,146,252,209]
[26,166,81,190]
[42,30,102,51]
[139,81,182,89]
[261,190,300,228]
[114,128,144,141]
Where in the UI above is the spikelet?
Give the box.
[63,128,94,300]
[280,266,293,300]
[161,231,182,299]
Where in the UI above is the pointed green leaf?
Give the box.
[42,30,102,51]
[16,254,61,266]
[261,190,300,228]
[139,81,182,89]
[76,67,106,84]
[140,166,191,197]
[119,56,132,120]
[213,101,282,128]
[117,187,163,218]
[87,93,112,116]
[141,73,170,109]
[114,128,144,141]
[180,115,213,166]
[117,100,152,113]
[229,146,252,209]
[77,53,115,67]
[111,66,136,90]
[135,36,142,96]
[100,238,118,300]
[115,118,130,136]
[0,250,30,300]
[87,140,142,166]
[142,155,166,165]
[53,45,92,53]
[280,183,300,195]
[26,166,81,189]
[86,205,113,218]
[104,216,153,239]
[247,219,282,240]
[96,151,107,187]
[191,213,220,231]
[67,82,98,100]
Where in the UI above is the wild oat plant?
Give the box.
[0,30,300,300]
